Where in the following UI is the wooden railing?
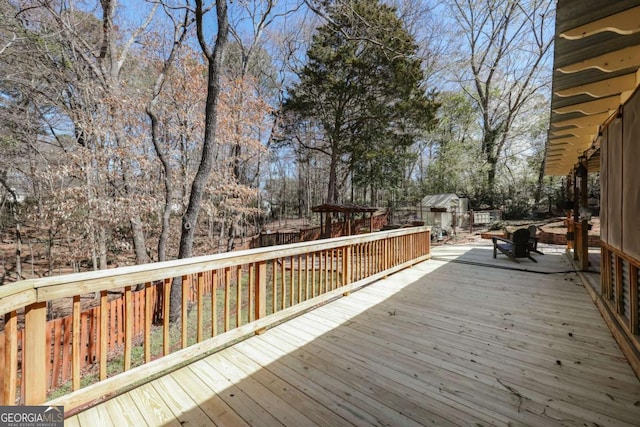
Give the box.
[600,243,640,355]
[253,213,389,248]
[0,226,430,413]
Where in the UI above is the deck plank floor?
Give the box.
[67,243,640,426]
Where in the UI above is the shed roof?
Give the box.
[421,193,459,208]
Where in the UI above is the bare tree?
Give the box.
[145,5,193,262]
[446,0,553,206]
[10,0,160,267]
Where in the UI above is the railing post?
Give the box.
[580,219,589,271]
[24,301,47,404]
[255,261,267,335]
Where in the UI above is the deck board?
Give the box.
[66,243,640,426]
[150,375,219,427]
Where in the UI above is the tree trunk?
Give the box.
[534,154,546,205]
[130,216,149,265]
[14,205,22,280]
[98,226,107,270]
[327,148,339,204]
[90,226,98,271]
[147,108,174,263]
[171,0,229,323]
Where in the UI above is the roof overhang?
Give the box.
[546,0,640,176]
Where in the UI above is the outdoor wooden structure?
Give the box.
[547,0,640,377]
[254,211,388,248]
[311,203,379,237]
[0,227,430,410]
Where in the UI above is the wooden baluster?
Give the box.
[280,259,286,310]
[98,291,108,380]
[330,250,335,290]
[343,246,352,296]
[225,267,231,332]
[297,255,303,303]
[631,264,639,335]
[358,244,363,280]
[271,260,277,314]
[197,272,204,343]
[163,278,171,356]
[615,255,624,314]
[311,253,317,298]
[181,275,189,349]
[289,256,294,307]
[144,282,152,364]
[248,263,255,322]
[324,250,329,293]
[236,265,243,328]
[255,261,267,335]
[3,310,17,404]
[318,252,323,294]
[211,270,218,337]
[124,285,133,371]
[305,255,310,300]
[70,297,80,394]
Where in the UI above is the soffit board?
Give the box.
[546,0,640,176]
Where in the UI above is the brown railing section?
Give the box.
[253,213,388,248]
[0,226,430,412]
[600,243,640,354]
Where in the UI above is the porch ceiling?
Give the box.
[546,0,640,176]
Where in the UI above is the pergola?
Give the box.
[311,203,378,237]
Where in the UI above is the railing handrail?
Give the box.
[1,227,429,313]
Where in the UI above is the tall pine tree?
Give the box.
[282,0,437,205]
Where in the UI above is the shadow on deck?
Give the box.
[67,243,640,426]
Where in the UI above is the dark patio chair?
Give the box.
[492,228,537,263]
[527,225,543,255]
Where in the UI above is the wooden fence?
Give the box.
[0,226,430,413]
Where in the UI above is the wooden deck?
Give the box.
[66,243,640,426]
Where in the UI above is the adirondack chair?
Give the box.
[492,228,537,263]
[527,225,543,255]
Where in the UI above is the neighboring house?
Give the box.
[547,0,640,375]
